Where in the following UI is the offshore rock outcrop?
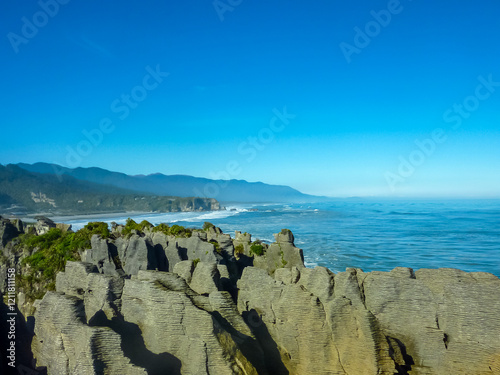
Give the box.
[0,217,499,374]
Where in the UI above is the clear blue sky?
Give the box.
[1,0,499,197]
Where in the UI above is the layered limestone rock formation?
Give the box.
[0,217,499,374]
[30,259,500,375]
[33,261,266,374]
[237,266,500,374]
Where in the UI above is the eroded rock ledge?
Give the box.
[1,218,499,374]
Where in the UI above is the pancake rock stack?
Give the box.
[0,219,499,374]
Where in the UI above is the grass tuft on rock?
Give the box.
[250,242,264,256]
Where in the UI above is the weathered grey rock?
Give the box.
[84,233,167,276]
[273,229,294,244]
[274,266,301,285]
[29,259,500,375]
[149,231,176,271]
[0,217,21,248]
[238,267,362,375]
[237,265,500,374]
[0,290,36,372]
[162,240,184,272]
[6,224,499,375]
[122,271,261,374]
[192,230,208,241]
[83,235,123,276]
[217,263,230,280]
[56,261,124,323]
[173,260,195,284]
[333,267,366,307]
[176,235,219,263]
[234,231,251,244]
[152,234,219,274]
[189,262,220,295]
[297,266,335,303]
[115,235,157,275]
[55,261,98,296]
[217,262,240,293]
[207,229,233,257]
[323,294,395,375]
[253,231,304,276]
[32,292,146,375]
[363,267,500,375]
[11,218,24,233]
[85,272,124,321]
[206,226,223,236]
[209,291,255,339]
[34,217,56,235]
[233,231,252,258]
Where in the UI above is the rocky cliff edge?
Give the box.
[0,217,499,375]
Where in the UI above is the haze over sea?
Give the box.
[62,199,500,277]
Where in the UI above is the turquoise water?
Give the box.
[63,199,500,277]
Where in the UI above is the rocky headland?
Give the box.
[0,164,221,216]
[0,216,499,374]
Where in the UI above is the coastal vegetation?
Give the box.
[234,244,244,257]
[250,241,265,256]
[122,218,194,238]
[16,222,111,300]
[121,218,153,236]
[169,224,192,237]
[203,221,215,230]
[2,218,291,308]
[12,219,203,302]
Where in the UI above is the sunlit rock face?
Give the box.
[1,222,499,374]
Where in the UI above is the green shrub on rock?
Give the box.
[203,222,215,231]
[84,221,111,236]
[17,222,113,302]
[169,224,182,235]
[151,223,192,237]
[170,224,192,237]
[122,218,153,236]
[250,242,264,256]
[153,223,170,235]
[234,244,244,257]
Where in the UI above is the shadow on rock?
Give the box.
[242,309,289,375]
[387,336,414,375]
[211,311,270,374]
[0,302,46,375]
[90,310,182,375]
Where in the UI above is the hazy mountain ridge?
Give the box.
[0,164,220,215]
[17,162,325,203]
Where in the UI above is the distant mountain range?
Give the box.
[15,162,325,203]
[0,164,219,216]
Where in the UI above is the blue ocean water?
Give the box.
[62,199,500,277]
